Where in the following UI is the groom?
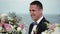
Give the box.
[28,1,50,34]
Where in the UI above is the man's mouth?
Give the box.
[31,15,35,18]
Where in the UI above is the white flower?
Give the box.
[17,27,21,32]
[8,17,12,20]
[41,30,47,34]
[21,28,26,34]
[0,13,8,17]
[0,13,8,20]
[11,26,16,32]
[0,27,2,31]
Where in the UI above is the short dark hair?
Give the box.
[30,1,43,9]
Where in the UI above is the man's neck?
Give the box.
[36,16,43,24]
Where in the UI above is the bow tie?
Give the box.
[33,22,37,25]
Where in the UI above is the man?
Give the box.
[28,1,50,34]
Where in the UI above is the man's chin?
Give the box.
[32,18,37,21]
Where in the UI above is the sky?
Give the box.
[0,0,60,15]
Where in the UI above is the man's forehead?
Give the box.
[30,5,42,10]
[30,5,38,7]
[30,5,39,9]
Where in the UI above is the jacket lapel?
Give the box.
[29,22,35,34]
[36,17,48,34]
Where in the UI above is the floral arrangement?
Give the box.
[41,22,60,34]
[0,13,25,34]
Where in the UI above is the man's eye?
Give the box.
[29,10,31,11]
[32,10,35,12]
[29,10,35,12]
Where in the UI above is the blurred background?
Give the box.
[0,0,60,34]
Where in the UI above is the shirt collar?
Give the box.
[36,16,43,24]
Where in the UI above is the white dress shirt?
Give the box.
[31,16,43,34]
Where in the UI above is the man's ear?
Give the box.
[40,9,43,12]
[39,9,43,13]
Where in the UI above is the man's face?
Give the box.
[30,5,43,21]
